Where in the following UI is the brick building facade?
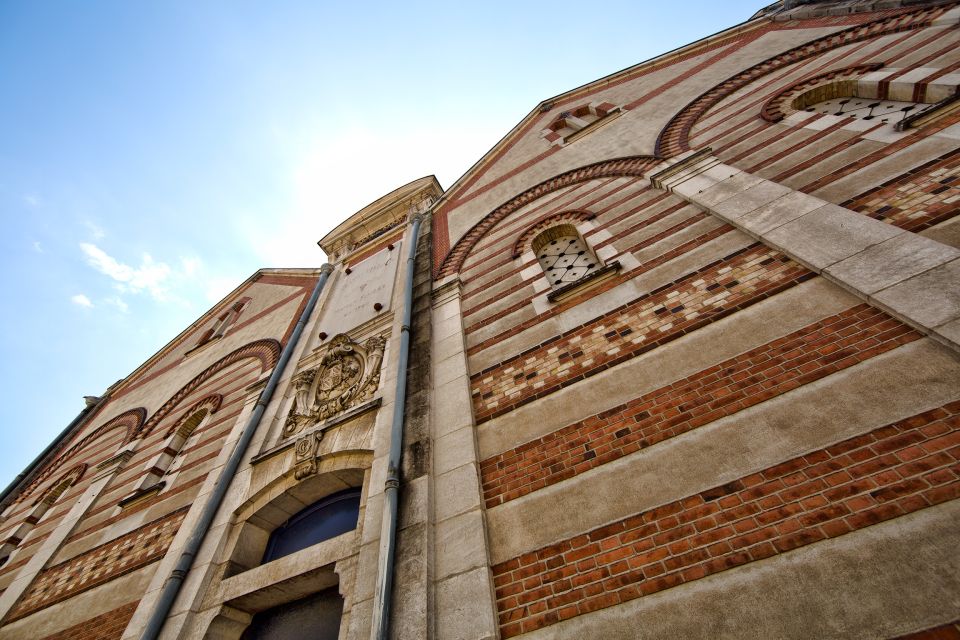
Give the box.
[1,1,959,637]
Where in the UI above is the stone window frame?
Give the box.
[516,212,621,304]
[118,394,222,508]
[189,297,252,354]
[540,101,623,147]
[200,460,372,639]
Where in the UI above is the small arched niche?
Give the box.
[532,223,602,288]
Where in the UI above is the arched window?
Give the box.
[124,398,219,504]
[195,298,250,349]
[261,488,362,564]
[532,224,602,287]
[0,464,86,565]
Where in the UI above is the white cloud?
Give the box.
[71,294,93,308]
[104,296,129,313]
[83,220,106,240]
[80,243,173,301]
[32,241,43,253]
[22,194,41,208]
[180,256,202,276]
[240,122,500,267]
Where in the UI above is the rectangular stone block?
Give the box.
[825,233,960,295]
[765,203,904,271]
[873,257,960,330]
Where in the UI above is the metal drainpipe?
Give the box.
[371,212,425,640]
[0,394,110,513]
[139,263,334,640]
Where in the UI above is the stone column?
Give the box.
[429,276,499,640]
[649,149,960,354]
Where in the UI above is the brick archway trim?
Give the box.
[760,62,886,122]
[655,4,948,158]
[164,393,224,439]
[16,408,146,504]
[137,338,280,439]
[511,210,597,259]
[435,156,660,278]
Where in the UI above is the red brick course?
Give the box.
[6,508,187,622]
[492,402,960,637]
[470,245,813,422]
[481,305,920,508]
[37,601,138,640]
[842,147,960,232]
[894,622,960,640]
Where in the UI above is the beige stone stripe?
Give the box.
[518,499,960,640]
[466,229,757,363]
[486,338,960,564]
[477,276,856,459]
[653,155,960,353]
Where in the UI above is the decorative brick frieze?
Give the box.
[470,245,813,422]
[6,508,187,622]
[841,147,960,232]
[481,305,920,507]
[492,402,960,637]
[37,601,138,640]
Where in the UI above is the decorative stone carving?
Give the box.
[292,431,323,480]
[283,333,387,437]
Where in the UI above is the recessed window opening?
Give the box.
[532,224,601,287]
[804,97,919,123]
[196,299,248,348]
[261,488,361,564]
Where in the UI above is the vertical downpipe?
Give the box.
[371,212,425,640]
[139,263,334,640]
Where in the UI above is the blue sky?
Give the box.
[0,1,762,486]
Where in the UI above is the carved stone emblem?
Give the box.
[292,431,323,480]
[283,333,386,437]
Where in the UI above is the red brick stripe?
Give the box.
[894,622,960,640]
[37,601,139,640]
[841,147,960,232]
[6,508,187,622]
[492,402,960,637]
[481,305,920,507]
[799,110,960,193]
[470,246,813,422]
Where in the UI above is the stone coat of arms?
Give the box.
[283,333,386,437]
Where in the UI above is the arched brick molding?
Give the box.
[15,408,146,504]
[435,155,660,278]
[137,338,281,438]
[511,210,597,259]
[760,63,885,122]
[35,463,88,507]
[164,393,224,439]
[655,4,949,157]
